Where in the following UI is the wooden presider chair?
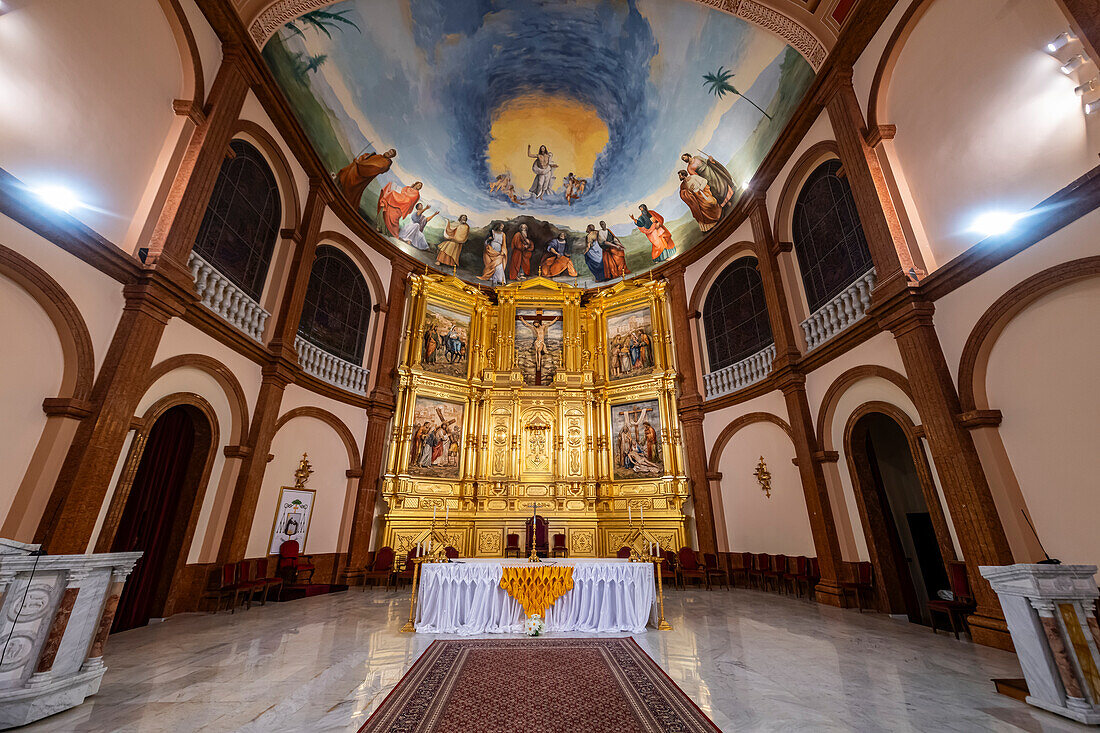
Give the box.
[277,540,315,584]
[616,546,633,559]
[551,533,568,557]
[504,533,521,558]
[444,546,460,560]
[704,553,730,590]
[677,547,708,590]
[928,561,976,639]
[525,515,550,558]
[363,546,396,590]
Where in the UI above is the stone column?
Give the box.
[82,565,134,673]
[884,301,1015,648]
[750,200,846,606]
[217,183,330,563]
[35,51,252,554]
[344,261,414,578]
[665,266,717,554]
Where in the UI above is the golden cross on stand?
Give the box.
[620,505,673,630]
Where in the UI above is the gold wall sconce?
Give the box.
[754,456,771,498]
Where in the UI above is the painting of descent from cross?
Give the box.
[607,306,656,381]
[421,303,470,378]
[407,397,465,478]
[611,399,664,479]
[514,308,563,386]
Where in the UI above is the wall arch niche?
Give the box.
[791,159,874,314]
[101,395,219,631]
[700,257,773,373]
[298,244,373,365]
[842,404,955,624]
[193,139,282,302]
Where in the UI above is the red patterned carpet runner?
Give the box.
[359,638,721,733]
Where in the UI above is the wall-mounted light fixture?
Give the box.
[753,456,771,499]
[1047,32,1077,54]
[1086,99,1100,115]
[1076,79,1098,97]
[1061,55,1087,75]
[34,186,81,213]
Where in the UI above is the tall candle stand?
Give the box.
[398,517,452,633]
[622,513,672,631]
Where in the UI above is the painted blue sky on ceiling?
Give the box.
[263,0,814,287]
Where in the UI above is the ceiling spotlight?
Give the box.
[34,185,81,213]
[1047,32,1077,54]
[1061,55,1087,75]
[1076,79,1098,96]
[742,179,752,189]
[971,211,1022,236]
[1086,99,1100,115]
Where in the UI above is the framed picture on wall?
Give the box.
[268,487,316,555]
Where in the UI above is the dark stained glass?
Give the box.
[298,245,371,364]
[702,257,773,371]
[792,159,873,313]
[194,140,281,301]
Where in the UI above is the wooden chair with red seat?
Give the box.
[928,560,977,639]
[841,561,875,611]
[763,554,787,593]
[807,557,821,600]
[254,557,284,604]
[504,533,521,558]
[659,550,678,590]
[728,551,752,588]
[363,546,396,590]
[783,556,810,597]
[616,546,633,559]
[202,563,241,613]
[704,553,730,590]
[394,546,419,589]
[551,533,568,558]
[444,546,460,560]
[277,540,315,584]
[749,553,769,590]
[236,559,267,609]
[677,547,709,590]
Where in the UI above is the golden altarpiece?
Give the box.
[379,274,690,557]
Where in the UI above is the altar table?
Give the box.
[414,559,657,634]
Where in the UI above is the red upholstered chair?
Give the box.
[444,545,460,560]
[763,554,787,593]
[254,557,283,604]
[728,552,751,588]
[504,533,521,558]
[677,547,709,590]
[841,561,875,611]
[783,556,810,597]
[659,551,678,589]
[394,546,419,589]
[236,559,266,609]
[203,563,242,613]
[928,561,977,639]
[363,546,396,590]
[526,516,550,557]
[704,553,730,590]
[551,533,568,558]
[277,540,315,584]
[616,546,633,559]
[807,557,821,600]
[749,553,769,590]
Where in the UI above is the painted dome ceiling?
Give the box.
[262,0,815,288]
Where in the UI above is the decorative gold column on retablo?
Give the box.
[379,274,688,557]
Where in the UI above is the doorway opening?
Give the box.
[846,410,952,625]
[111,404,212,632]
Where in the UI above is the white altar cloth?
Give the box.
[415,559,657,634]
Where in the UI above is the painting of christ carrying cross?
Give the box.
[407,396,465,478]
[514,308,563,386]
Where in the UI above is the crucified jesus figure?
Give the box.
[519,313,561,379]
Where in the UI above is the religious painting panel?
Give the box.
[406,396,465,478]
[610,399,664,479]
[514,308,563,385]
[267,487,316,555]
[606,305,656,381]
[420,302,471,378]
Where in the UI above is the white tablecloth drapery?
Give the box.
[414,559,657,634]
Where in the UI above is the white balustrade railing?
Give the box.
[188,252,270,342]
[295,336,370,395]
[800,268,876,351]
[703,343,776,400]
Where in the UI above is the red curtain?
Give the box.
[111,406,196,632]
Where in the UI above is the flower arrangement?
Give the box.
[525,614,545,637]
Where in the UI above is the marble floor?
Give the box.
[20,587,1089,732]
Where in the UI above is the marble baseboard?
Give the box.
[0,666,104,730]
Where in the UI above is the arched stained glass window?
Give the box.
[702,257,773,371]
[297,245,371,364]
[791,159,873,313]
[193,140,281,301]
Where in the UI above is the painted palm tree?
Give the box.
[702,66,772,120]
[284,9,361,39]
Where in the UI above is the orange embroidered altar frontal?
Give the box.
[499,566,575,617]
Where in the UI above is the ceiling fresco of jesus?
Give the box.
[262,0,815,288]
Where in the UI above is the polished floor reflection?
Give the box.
[21,586,1085,732]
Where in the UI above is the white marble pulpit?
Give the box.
[0,539,141,730]
[981,563,1100,724]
